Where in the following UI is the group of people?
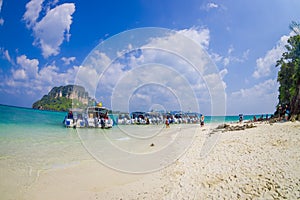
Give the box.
[253,114,269,122]
[164,114,205,128]
[277,104,290,121]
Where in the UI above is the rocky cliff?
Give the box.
[32,85,95,111]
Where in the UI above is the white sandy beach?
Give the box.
[21,121,300,199]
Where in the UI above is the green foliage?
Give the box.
[32,85,95,112]
[289,21,300,35]
[32,97,72,111]
[276,24,300,115]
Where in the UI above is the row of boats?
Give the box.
[118,111,200,125]
[63,106,202,128]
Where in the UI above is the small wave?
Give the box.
[50,161,81,170]
[115,137,131,141]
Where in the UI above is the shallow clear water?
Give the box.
[0,105,88,167]
[0,105,267,165]
[0,105,92,197]
[0,104,268,197]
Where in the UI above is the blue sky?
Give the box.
[0,0,300,115]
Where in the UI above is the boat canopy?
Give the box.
[87,106,109,118]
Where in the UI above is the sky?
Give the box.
[0,0,300,115]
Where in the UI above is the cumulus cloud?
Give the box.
[219,68,228,79]
[228,79,279,114]
[23,0,44,28]
[74,27,226,114]
[23,1,75,58]
[33,3,75,58]
[0,0,4,25]
[110,63,200,112]
[16,55,39,79]
[61,56,76,65]
[208,3,218,8]
[0,48,12,63]
[2,27,227,113]
[231,79,277,98]
[201,2,222,12]
[178,27,210,49]
[224,48,249,67]
[253,34,290,79]
[227,45,234,54]
[210,46,249,67]
[87,28,213,99]
[75,50,113,97]
[204,2,219,11]
[12,69,27,80]
[4,54,79,98]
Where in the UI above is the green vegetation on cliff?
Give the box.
[32,85,95,111]
[32,96,72,111]
[276,21,300,117]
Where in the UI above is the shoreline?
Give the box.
[19,121,300,200]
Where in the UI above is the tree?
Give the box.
[276,22,300,116]
[289,21,300,35]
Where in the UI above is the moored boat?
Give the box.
[63,106,113,128]
[86,106,113,128]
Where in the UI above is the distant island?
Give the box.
[32,85,95,112]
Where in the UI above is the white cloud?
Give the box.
[219,68,228,79]
[12,69,27,80]
[223,57,230,66]
[204,2,219,11]
[178,27,210,49]
[228,79,279,114]
[202,2,223,12]
[33,3,75,58]
[2,27,226,113]
[110,64,199,112]
[143,27,212,75]
[210,52,223,63]
[211,47,249,67]
[23,1,75,58]
[0,0,4,25]
[223,48,249,67]
[16,55,39,79]
[75,50,113,97]
[44,0,59,12]
[74,27,226,114]
[242,49,250,60]
[61,56,75,65]
[4,50,12,62]
[4,54,79,99]
[0,48,12,63]
[227,45,234,54]
[253,34,290,79]
[23,0,44,28]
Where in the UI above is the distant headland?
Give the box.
[32,85,95,112]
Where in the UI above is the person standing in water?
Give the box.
[165,118,170,128]
[200,115,205,127]
[239,114,243,123]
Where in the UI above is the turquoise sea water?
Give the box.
[0,104,92,198]
[0,104,268,153]
[0,104,269,198]
[0,104,266,166]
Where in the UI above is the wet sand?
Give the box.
[23,121,300,199]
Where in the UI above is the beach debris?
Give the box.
[215,123,257,132]
[150,143,155,147]
[216,124,230,129]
